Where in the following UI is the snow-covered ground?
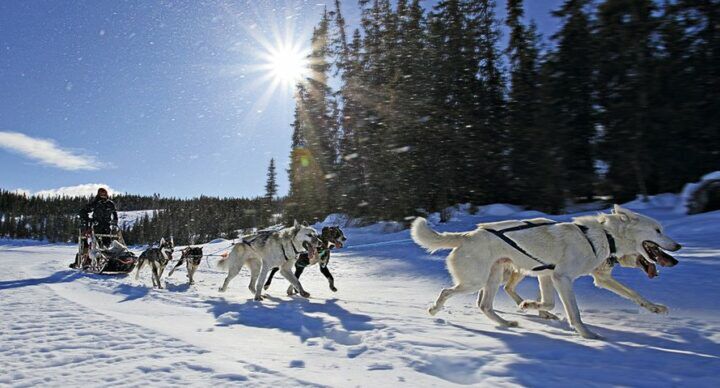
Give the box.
[2,198,720,387]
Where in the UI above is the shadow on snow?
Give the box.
[206,297,376,342]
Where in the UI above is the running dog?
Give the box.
[168,246,204,285]
[479,218,674,320]
[217,221,320,301]
[411,205,681,339]
[135,237,174,289]
[264,226,347,294]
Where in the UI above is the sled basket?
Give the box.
[73,228,137,274]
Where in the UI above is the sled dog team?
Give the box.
[135,206,681,339]
[135,222,347,299]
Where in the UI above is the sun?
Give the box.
[261,43,309,87]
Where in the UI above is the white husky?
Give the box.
[217,221,320,301]
[481,218,674,320]
[411,205,681,339]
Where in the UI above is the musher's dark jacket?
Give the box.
[79,197,118,231]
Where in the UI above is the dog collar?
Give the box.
[605,231,617,257]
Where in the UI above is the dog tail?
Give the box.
[411,217,465,253]
[216,255,230,271]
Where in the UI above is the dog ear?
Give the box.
[613,204,637,222]
[159,237,165,246]
[293,219,300,230]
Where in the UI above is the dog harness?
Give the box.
[485,220,620,271]
[183,247,204,265]
[280,239,302,261]
[296,247,330,268]
[574,224,618,266]
[484,221,557,271]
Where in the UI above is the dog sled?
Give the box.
[71,227,137,274]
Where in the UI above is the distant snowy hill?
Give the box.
[116,210,158,229]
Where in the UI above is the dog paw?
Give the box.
[504,320,519,327]
[330,286,338,292]
[519,300,537,310]
[428,306,439,316]
[218,287,226,292]
[579,331,603,340]
[539,311,560,320]
[254,295,264,301]
[263,284,271,291]
[647,304,669,314]
[299,291,310,298]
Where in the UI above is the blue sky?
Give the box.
[0,0,561,199]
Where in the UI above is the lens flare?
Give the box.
[266,43,308,85]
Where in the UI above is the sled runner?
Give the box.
[72,227,137,274]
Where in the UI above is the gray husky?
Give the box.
[135,237,174,289]
[217,221,320,301]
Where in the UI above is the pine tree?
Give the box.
[332,2,368,216]
[595,0,657,201]
[287,85,329,222]
[464,0,508,204]
[544,0,597,202]
[263,158,278,223]
[384,0,431,216]
[649,0,720,192]
[505,0,560,210]
[353,0,406,219]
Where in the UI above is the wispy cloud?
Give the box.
[14,184,119,198]
[0,131,102,170]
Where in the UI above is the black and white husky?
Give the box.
[135,237,174,289]
[167,246,204,285]
[217,221,320,301]
[264,226,347,294]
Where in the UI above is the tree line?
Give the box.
[0,159,280,245]
[287,0,720,222]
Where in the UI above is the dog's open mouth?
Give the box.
[332,240,344,249]
[637,255,658,278]
[643,241,679,268]
[303,241,318,260]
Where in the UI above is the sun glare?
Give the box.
[261,43,308,88]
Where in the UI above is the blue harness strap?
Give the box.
[484,221,557,271]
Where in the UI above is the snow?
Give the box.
[623,193,681,211]
[2,204,720,386]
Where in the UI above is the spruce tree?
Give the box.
[595,0,657,201]
[545,0,597,202]
[264,158,278,222]
[287,84,329,222]
[505,0,559,210]
[464,0,508,204]
[333,3,369,216]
